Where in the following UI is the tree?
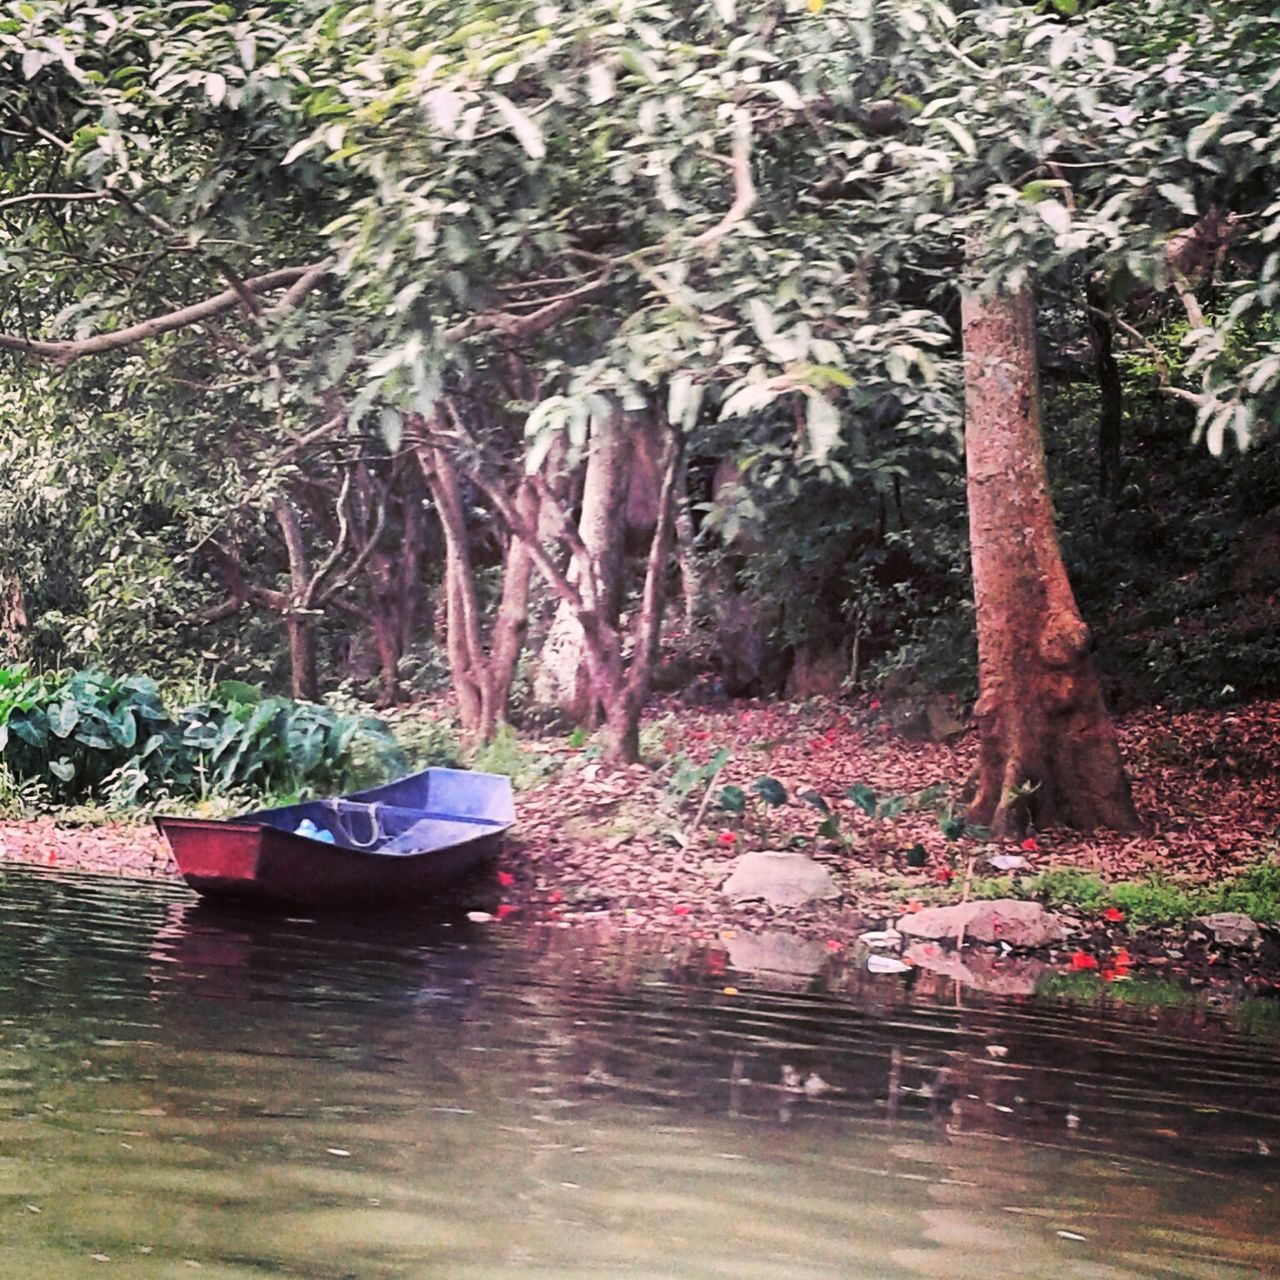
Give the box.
[961,275,1138,834]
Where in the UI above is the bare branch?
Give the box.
[304,466,353,605]
[0,263,328,366]
[443,270,612,343]
[0,191,102,214]
[689,109,756,251]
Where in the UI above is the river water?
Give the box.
[1,867,1277,1279]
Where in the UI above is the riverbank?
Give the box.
[2,695,1278,998]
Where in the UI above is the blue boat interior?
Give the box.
[244,768,515,856]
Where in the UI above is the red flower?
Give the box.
[45,850,57,865]
[903,900,922,913]
[688,729,711,741]
[1102,906,1125,923]
[1068,950,1099,971]
[826,939,842,952]
[869,699,881,710]
[1100,967,1118,982]
[495,903,519,921]
[547,889,562,905]
[672,905,690,916]
[932,866,954,884]
[717,830,736,848]
[496,870,515,887]
[1111,946,1132,968]
[1020,837,1039,851]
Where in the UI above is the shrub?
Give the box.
[0,665,399,805]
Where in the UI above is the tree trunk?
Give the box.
[418,440,538,746]
[533,400,635,724]
[598,424,682,764]
[273,498,319,701]
[0,568,29,664]
[961,279,1139,836]
[419,445,489,741]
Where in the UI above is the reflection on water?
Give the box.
[1,866,1277,1279]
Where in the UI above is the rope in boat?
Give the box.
[322,799,385,848]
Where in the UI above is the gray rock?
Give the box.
[720,851,840,908]
[726,930,828,982]
[896,899,1065,948]
[1194,912,1262,949]
[903,942,1049,996]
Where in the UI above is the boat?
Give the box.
[155,766,515,908]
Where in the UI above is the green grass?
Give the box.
[963,858,1280,929]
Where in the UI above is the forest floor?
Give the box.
[2,695,1279,1006]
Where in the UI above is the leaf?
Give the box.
[806,395,841,462]
[751,776,788,807]
[817,813,841,840]
[215,679,261,707]
[1037,199,1071,235]
[877,795,905,820]
[1187,114,1223,163]
[423,87,465,135]
[206,71,227,108]
[490,93,545,160]
[49,758,75,782]
[587,62,615,105]
[48,701,80,739]
[1158,183,1197,217]
[936,117,976,158]
[717,785,747,814]
[378,406,404,451]
[846,782,878,816]
[799,789,830,814]
[764,81,804,111]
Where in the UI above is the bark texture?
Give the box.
[533,401,634,724]
[417,445,530,745]
[961,281,1140,836]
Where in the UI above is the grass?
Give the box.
[965,858,1280,928]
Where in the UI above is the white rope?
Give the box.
[324,799,385,848]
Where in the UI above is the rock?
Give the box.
[1193,912,1262,949]
[721,852,840,908]
[903,942,1050,995]
[896,899,1065,948]
[725,930,829,980]
[858,928,904,950]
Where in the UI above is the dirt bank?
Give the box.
[3,696,1279,1000]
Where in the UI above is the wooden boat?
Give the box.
[156,767,515,908]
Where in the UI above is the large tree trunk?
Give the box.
[533,400,635,724]
[961,279,1139,836]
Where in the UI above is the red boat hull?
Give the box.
[157,817,503,907]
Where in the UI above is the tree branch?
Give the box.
[689,109,756,250]
[0,263,328,366]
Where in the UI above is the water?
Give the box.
[1,868,1277,1280]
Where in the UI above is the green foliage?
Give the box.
[0,665,397,805]
[717,785,747,816]
[467,722,556,790]
[750,776,788,808]
[968,859,1280,927]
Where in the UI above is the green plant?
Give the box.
[0,665,399,806]
[468,722,557,790]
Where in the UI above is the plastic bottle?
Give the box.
[294,818,336,844]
